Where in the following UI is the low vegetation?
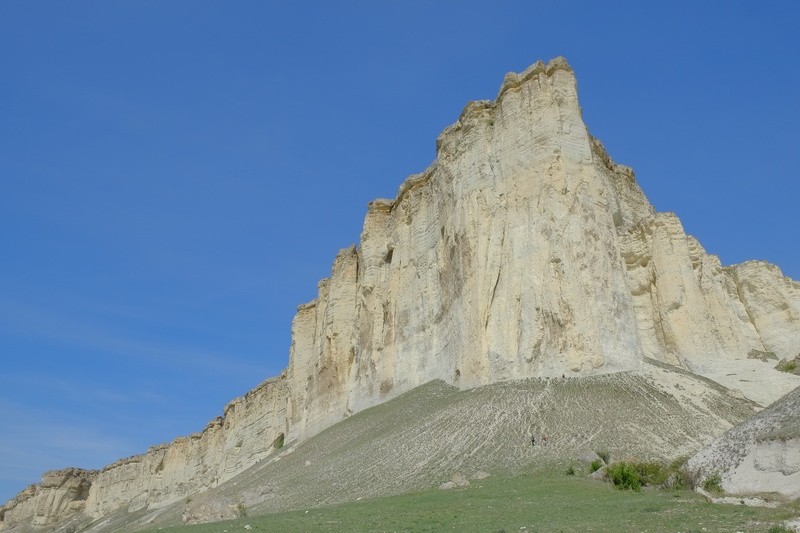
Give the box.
[600,456,699,492]
[147,469,800,533]
[748,349,778,362]
[606,461,643,491]
[775,357,799,374]
[702,473,724,494]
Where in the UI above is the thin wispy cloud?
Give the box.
[6,374,168,406]
[0,399,138,503]
[0,298,266,379]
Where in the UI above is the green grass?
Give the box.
[147,470,799,533]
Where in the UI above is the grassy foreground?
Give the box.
[150,470,799,533]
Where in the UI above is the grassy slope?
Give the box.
[150,469,800,533]
[108,362,759,533]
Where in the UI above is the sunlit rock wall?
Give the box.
[82,375,287,518]
[287,58,656,439]
[0,469,95,529]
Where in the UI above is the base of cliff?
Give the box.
[2,360,761,533]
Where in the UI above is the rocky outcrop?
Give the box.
[689,386,800,498]
[0,469,95,530]
[78,375,287,522]
[4,57,800,530]
[620,216,800,405]
[0,386,288,531]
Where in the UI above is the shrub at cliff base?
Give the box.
[606,462,642,491]
[604,460,682,491]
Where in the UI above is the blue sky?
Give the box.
[1,2,798,503]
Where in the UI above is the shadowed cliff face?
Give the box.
[4,57,799,532]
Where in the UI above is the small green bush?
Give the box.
[565,466,575,476]
[596,450,610,464]
[595,455,699,492]
[775,356,800,374]
[767,526,792,533]
[668,455,688,471]
[606,462,642,491]
[235,502,247,517]
[634,461,668,486]
[702,473,723,494]
[273,433,285,450]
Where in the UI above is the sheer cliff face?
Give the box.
[287,59,658,439]
[0,469,95,528]
[289,59,800,436]
[79,376,287,521]
[285,58,799,439]
[4,57,800,530]
[620,213,800,404]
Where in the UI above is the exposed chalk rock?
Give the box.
[83,375,287,521]
[288,57,655,440]
[0,469,95,529]
[689,386,800,498]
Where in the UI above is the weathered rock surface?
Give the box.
[4,57,799,531]
[80,375,287,521]
[286,58,655,442]
[689,386,800,498]
[0,376,288,532]
[0,469,95,530]
[180,492,242,525]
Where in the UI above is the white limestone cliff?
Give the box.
[0,375,290,532]
[0,469,95,529]
[3,57,799,531]
[285,57,799,439]
[287,58,659,440]
[621,214,800,405]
